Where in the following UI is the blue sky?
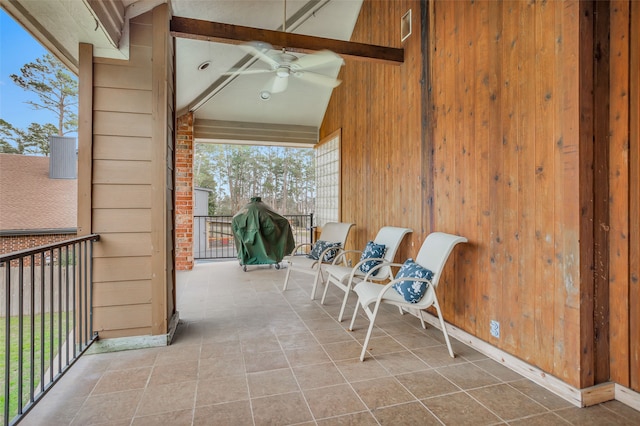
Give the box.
[0,9,60,132]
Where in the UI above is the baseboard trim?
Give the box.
[419,312,629,408]
[87,311,181,354]
[615,384,640,411]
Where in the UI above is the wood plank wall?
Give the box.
[321,0,639,390]
[321,0,423,261]
[608,0,639,391]
[592,0,611,386]
[87,6,175,339]
[429,0,586,386]
[629,0,640,393]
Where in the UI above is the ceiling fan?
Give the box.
[228,41,344,97]
[224,0,344,98]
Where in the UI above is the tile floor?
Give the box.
[20,260,640,425]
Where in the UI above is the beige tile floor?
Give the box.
[21,260,640,425]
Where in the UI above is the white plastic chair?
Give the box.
[282,222,355,300]
[321,226,412,322]
[349,232,467,361]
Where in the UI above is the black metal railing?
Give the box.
[194,214,314,260]
[0,234,100,426]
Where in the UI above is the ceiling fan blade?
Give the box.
[294,70,341,88]
[222,68,273,76]
[267,75,289,93]
[293,50,344,70]
[239,41,279,68]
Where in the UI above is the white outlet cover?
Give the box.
[490,320,500,338]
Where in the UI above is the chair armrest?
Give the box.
[362,261,404,282]
[289,242,313,256]
[316,244,344,266]
[385,276,433,288]
[349,257,390,282]
[331,249,363,266]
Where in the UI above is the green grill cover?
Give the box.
[232,197,295,265]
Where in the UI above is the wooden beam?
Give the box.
[170,16,404,65]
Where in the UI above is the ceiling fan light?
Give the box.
[276,67,290,78]
[259,90,271,100]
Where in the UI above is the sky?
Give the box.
[0,9,60,134]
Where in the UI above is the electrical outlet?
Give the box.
[490,320,500,338]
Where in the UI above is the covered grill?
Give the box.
[232,197,295,271]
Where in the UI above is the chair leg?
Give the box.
[337,286,351,322]
[282,266,292,291]
[398,306,404,315]
[418,309,427,329]
[320,276,332,305]
[432,297,455,358]
[360,301,381,361]
[310,267,323,300]
[348,299,360,331]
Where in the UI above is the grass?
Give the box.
[0,313,68,423]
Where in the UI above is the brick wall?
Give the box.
[175,112,194,270]
[0,233,77,266]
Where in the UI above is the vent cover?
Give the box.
[49,136,77,179]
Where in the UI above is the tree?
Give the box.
[0,119,57,155]
[10,53,78,136]
[195,143,315,216]
[193,145,219,214]
[0,119,24,153]
[0,139,20,154]
[23,122,59,155]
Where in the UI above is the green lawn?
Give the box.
[0,313,68,423]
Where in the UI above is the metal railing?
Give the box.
[194,214,314,260]
[0,234,100,426]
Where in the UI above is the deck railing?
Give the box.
[194,214,314,260]
[0,234,100,426]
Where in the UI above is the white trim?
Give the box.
[419,311,631,408]
[615,384,640,411]
[87,311,180,354]
[401,9,411,42]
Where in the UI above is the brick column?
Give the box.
[175,112,194,270]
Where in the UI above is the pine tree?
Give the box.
[10,53,78,136]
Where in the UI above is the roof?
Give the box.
[0,154,77,233]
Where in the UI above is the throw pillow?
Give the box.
[307,240,341,262]
[392,258,435,303]
[358,241,387,276]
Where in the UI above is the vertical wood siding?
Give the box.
[321,0,422,261]
[430,0,584,387]
[321,0,638,389]
[608,0,630,386]
[629,0,640,392]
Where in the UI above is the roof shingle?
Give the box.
[0,154,77,232]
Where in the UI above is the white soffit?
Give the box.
[0,0,133,72]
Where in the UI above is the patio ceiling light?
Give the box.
[259,90,271,101]
[198,61,211,71]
